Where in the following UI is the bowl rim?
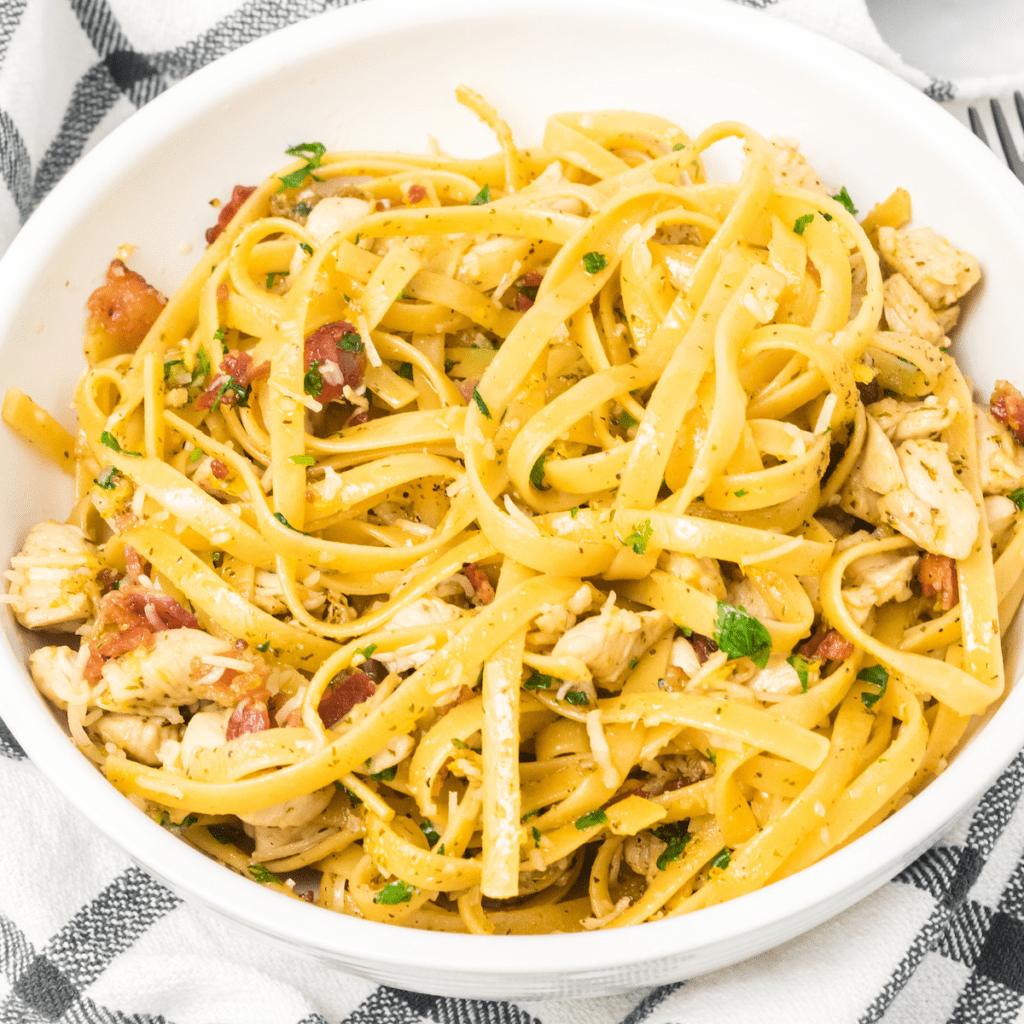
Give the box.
[2,0,1023,983]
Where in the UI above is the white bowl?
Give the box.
[2,0,1023,1001]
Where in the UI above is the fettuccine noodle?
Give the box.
[5,91,1024,934]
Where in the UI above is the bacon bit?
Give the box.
[521,271,543,287]
[407,183,427,204]
[437,685,476,718]
[318,670,376,728]
[304,321,367,403]
[918,553,959,610]
[801,628,855,660]
[991,380,1024,444]
[86,259,167,349]
[286,709,303,728]
[84,625,157,681]
[346,408,369,427]
[689,632,719,664]
[205,184,257,245]
[123,545,149,584]
[856,378,880,406]
[514,291,534,311]
[195,350,270,411]
[226,694,270,741]
[462,563,495,605]
[216,282,229,302]
[97,568,120,595]
[210,459,229,480]
[457,378,480,404]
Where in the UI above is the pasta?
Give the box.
[5,90,1024,936]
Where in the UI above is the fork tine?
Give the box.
[968,106,989,146]
[1015,90,1024,134]
[990,98,1024,183]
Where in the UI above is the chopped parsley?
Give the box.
[93,467,120,490]
[266,270,289,289]
[653,821,691,870]
[622,518,654,555]
[299,242,314,255]
[532,826,542,848]
[194,346,211,385]
[523,670,554,690]
[370,765,398,782]
[99,431,141,457]
[289,454,315,466]
[629,657,639,670]
[419,819,441,847]
[451,738,468,750]
[713,601,772,669]
[619,409,639,431]
[734,488,749,497]
[396,361,414,380]
[187,447,204,464]
[530,454,549,490]
[248,863,283,886]
[211,551,223,568]
[273,511,306,533]
[1008,488,1024,511]
[819,210,833,221]
[706,748,717,766]
[278,141,327,192]
[787,653,812,692]
[163,358,185,382]
[304,360,323,397]
[256,641,270,652]
[575,809,608,831]
[680,626,693,637]
[570,506,579,518]
[469,184,491,205]
[522,808,540,821]
[793,213,814,235]
[857,664,889,709]
[672,143,684,151]
[374,880,416,905]
[471,386,492,419]
[355,643,378,659]
[582,251,608,275]
[339,332,363,352]
[708,847,731,872]
[832,186,858,216]
[209,376,250,411]
[295,201,312,218]
[213,326,226,349]
[444,358,455,374]
[563,690,589,706]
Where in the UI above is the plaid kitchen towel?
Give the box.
[2,1,1024,1023]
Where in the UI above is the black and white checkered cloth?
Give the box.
[2,2,1024,1021]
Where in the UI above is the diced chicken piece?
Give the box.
[670,636,701,678]
[726,578,776,626]
[975,405,1024,495]
[4,522,98,631]
[237,786,334,828]
[877,226,980,309]
[622,830,669,884]
[180,707,232,774]
[374,597,461,673]
[303,197,371,246]
[98,628,249,709]
[752,654,804,695]
[985,494,1019,547]
[849,251,867,319]
[868,395,959,443]
[882,274,945,344]
[841,549,918,627]
[659,552,727,599]
[552,596,669,685]
[29,645,78,710]
[877,440,980,561]
[768,138,829,196]
[253,570,325,615]
[843,418,980,560]
[94,713,179,767]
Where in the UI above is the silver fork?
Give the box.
[968,92,1024,183]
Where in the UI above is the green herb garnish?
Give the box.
[582,251,608,275]
[469,184,491,205]
[355,643,378,659]
[709,847,731,872]
[374,880,416,905]
[93,467,120,490]
[575,809,608,831]
[100,431,141,457]
[713,602,772,669]
[299,242,314,255]
[370,765,397,782]
[523,670,554,690]
[832,186,858,216]
[530,454,549,490]
[788,654,811,692]
[397,362,414,380]
[563,690,589,706]
[1008,488,1024,511]
[339,332,363,352]
[653,821,691,870]
[248,863,283,886]
[471,386,492,419]
[419,819,441,847]
[532,826,542,848]
[570,506,579,518]
[857,664,889,709]
[256,641,270,652]
[304,360,323,397]
[619,410,639,431]
[622,518,653,555]
[278,141,327,192]
[289,454,315,466]
[793,214,814,235]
